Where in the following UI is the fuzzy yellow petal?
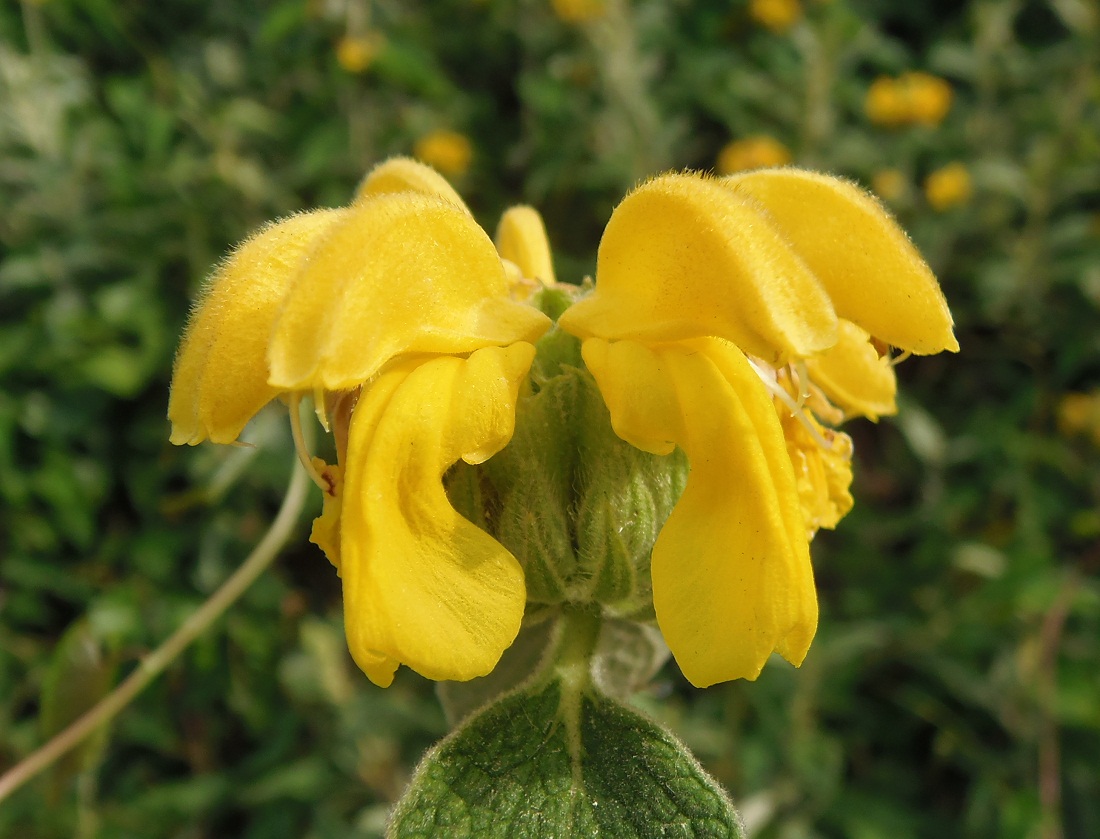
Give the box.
[353,156,469,211]
[805,319,897,420]
[724,168,958,355]
[558,173,837,365]
[267,192,551,391]
[581,337,818,686]
[168,209,344,445]
[495,205,556,285]
[338,344,534,685]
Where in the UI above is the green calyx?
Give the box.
[445,320,688,615]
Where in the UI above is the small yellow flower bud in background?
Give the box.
[413,129,474,178]
[551,0,607,23]
[335,33,383,74]
[1058,392,1100,448]
[749,0,803,33]
[865,76,907,127]
[716,136,792,174]
[871,168,908,203]
[924,162,972,211]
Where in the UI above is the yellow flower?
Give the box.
[335,34,383,74]
[551,0,607,23]
[716,136,792,175]
[558,169,957,686]
[924,162,972,211]
[871,168,908,203]
[749,0,803,33]
[169,157,552,687]
[413,129,473,178]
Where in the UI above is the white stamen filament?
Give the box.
[789,360,813,410]
[313,385,330,432]
[890,350,912,367]
[748,358,835,451]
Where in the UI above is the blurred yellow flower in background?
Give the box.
[717,136,792,174]
[335,33,383,74]
[865,72,953,128]
[924,162,972,211]
[872,168,908,202]
[865,76,907,126]
[551,0,607,23]
[749,0,803,33]
[1058,391,1100,448]
[906,72,953,125]
[413,129,474,177]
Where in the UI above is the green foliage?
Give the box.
[2,0,1099,837]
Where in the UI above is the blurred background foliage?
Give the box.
[1,0,1099,836]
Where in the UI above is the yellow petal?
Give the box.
[338,344,535,684]
[353,156,469,212]
[356,651,401,689]
[167,209,344,445]
[558,173,838,364]
[725,168,959,354]
[581,337,818,686]
[495,205,556,284]
[805,319,897,420]
[268,192,551,391]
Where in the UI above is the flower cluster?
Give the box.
[169,158,956,691]
[865,72,953,128]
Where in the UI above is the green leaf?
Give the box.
[392,676,742,838]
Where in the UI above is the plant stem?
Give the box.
[0,459,311,804]
[551,604,602,787]
[552,603,603,692]
[1037,570,1076,839]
